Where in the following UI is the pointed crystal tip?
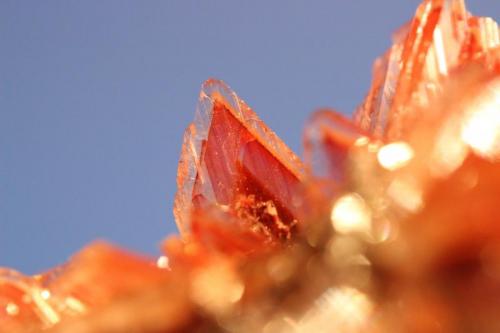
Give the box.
[174,79,306,240]
[355,0,500,140]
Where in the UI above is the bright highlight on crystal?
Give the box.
[330,193,372,235]
[377,141,414,171]
[461,81,500,159]
[6,303,19,316]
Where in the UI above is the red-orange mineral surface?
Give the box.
[173,79,306,243]
[2,0,500,332]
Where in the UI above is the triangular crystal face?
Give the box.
[174,79,306,238]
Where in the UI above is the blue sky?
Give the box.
[2,1,499,274]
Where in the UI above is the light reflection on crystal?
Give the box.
[430,115,469,177]
[354,136,369,147]
[31,290,59,326]
[377,141,414,171]
[6,302,19,316]
[387,178,424,212]
[40,289,51,301]
[297,286,373,333]
[461,80,500,159]
[156,256,170,269]
[63,297,87,314]
[190,261,244,315]
[0,268,64,328]
[330,193,372,236]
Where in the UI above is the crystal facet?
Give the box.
[354,0,500,140]
[2,1,500,332]
[174,79,306,240]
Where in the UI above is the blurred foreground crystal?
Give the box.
[2,0,500,332]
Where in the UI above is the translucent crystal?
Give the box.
[356,0,471,139]
[354,23,410,137]
[174,79,306,239]
[304,109,368,183]
[1,1,500,332]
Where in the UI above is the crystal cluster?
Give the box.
[2,0,500,332]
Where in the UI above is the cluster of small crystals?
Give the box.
[2,0,500,332]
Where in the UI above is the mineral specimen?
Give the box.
[1,0,500,332]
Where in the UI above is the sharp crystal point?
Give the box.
[174,79,306,239]
[354,0,500,140]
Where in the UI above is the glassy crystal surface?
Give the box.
[354,22,410,137]
[2,1,500,332]
[355,0,500,140]
[174,79,306,239]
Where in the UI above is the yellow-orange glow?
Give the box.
[430,116,468,177]
[354,136,369,146]
[297,286,373,332]
[331,193,371,235]
[31,289,59,325]
[461,83,500,159]
[433,26,448,75]
[377,142,414,171]
[64,297,87,314]
[41,289,51,301]
[156,256,169,269]
[387,179,423,212]
[6,303,19,316]
[191,262,244,314]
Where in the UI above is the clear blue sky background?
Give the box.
[2,1,499,274]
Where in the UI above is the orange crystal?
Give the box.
[1,1,500,332]
[174,79,306,241]
[355,0,499,140]
[304,109,368,183]
[45,242,170,308]
[0,269,51,331]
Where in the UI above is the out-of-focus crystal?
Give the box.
[0,267,80,332]
[0,269,50,331]
[46,242,169,308]
[173,204,275,257]
[304,109,368,183]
